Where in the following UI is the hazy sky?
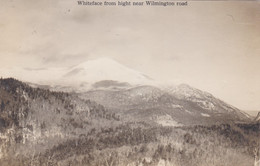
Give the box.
[0,0,260,111]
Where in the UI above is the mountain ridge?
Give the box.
[0,77,259,166]
[80,84,252,125]
[0,58,252,124]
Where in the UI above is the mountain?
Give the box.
[62,58,154,86]
[0,78,259,166]
[168,84,251,120]
[0,58,155,91]
[0,58,252,125]
[80,84,251,126]
[255,112,260,122]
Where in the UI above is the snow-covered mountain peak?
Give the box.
[62,58,155,86]
[0,58,157,89]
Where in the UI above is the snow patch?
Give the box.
[157,159,171,166]
[199,101,215,110]
[201,113,210,117]
[144,157,152,163]
[185,109,192,114]
[171,104,183,109]
[241,111,251,118]
[156,114,182,127]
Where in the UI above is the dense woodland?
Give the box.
[0,78,259,166]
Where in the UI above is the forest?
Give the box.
[0,78,259,166]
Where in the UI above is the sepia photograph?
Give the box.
[0,0,259,165]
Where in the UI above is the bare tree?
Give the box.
[254,146,260,166]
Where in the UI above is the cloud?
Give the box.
[24,68,47,71]
[42,54,90,67]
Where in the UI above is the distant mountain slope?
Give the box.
[169,84,251,119]
[80,84,251,126]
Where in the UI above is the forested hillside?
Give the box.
[0,78,259,166]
